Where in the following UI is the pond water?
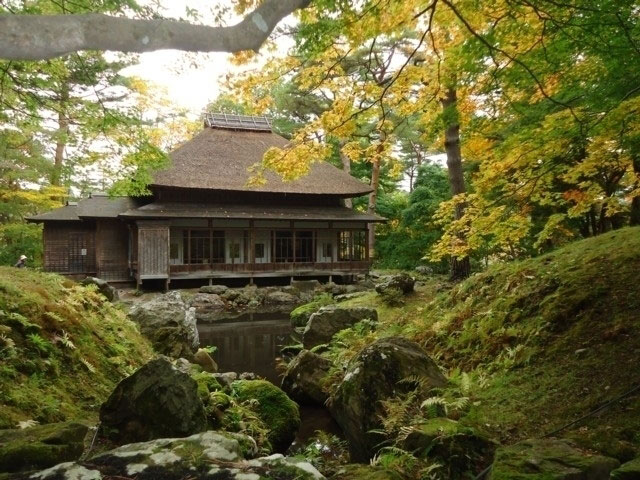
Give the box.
[198,312,293,383]
[197,311,343,449]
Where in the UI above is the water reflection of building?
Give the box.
[198,317,293,383]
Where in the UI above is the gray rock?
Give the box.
[265,291,298,305]
[129,291,199,358]
[0,422,88,473]
[291,279,321,293]
[303,305,378,349]
[330,337,447,462]
[489,438,620,480]
[81,276,118,301]
[415,265,434,275]
[100,358,207,443]
[190,292,226,322]
[212,372,238,387]
[222,289,241,301]
[173,357,193,374]
[193,349,218,373]
[20,431,324,480]
[334,291,369,302]
[281,350,332,406]
[199,284,228,295]
[375,273,415,295]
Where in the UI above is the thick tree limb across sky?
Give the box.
[0,0,311,60]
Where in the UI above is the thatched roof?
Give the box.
[28,194,139,223]
[151,127,372,197]
[120,202,385,222]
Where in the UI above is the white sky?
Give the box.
[121,1,287,118]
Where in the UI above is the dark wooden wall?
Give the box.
[43,222,96,274]
[96,219,130,281]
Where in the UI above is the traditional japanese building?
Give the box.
[29,114,384,287]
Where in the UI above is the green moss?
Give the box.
[191,372,222,403]
[0,267,153,428]
[611,458,640,480]
[490,439,620,480]
[0,421,88,473]
[290,294,334,327]
[232,379,300,453]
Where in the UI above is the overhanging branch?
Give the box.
[0,0,311,60]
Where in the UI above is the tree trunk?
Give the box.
[368,156,381,258]
[50,83,69,187]
[339,139,352,209]
[441,87,471,281]
[631,156,640,226]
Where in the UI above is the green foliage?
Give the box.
[0,223,42,267]
[379,287,405,307]
[375,164,451,271]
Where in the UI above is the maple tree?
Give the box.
[223,0,639,278]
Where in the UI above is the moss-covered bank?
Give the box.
[0,267,153,428]
[331,227,640,460]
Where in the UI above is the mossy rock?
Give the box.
[611,458,640,480]
[290,295,334,327]
[489,438,620,480]
[330,336,446,462]
[191,371,222,403]
[0,422,88,473]
[330,464,408,479]
[232,379,300,453]
[99,358,207,444]
[401,418,497,479]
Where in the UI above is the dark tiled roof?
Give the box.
[120,202,385,222]
[151,127,373,197]
[77,194,140,218]
[27,194,139,222]
[27,204,80,222]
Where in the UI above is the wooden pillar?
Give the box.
[249,221,255,267]
[292,229,296,264]
[365,228,370,261]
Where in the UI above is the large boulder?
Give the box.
[375,273,415,295]
[189,292,227,322]
[281,350,332,406]
[611,458,640,480]
[81,276,118,301]
[99,358,207,443]
[232,379,301,453]
[330,337,447,462]
[303,305,378,348]
[17,431,325,480]
[400,418,497,479]
[489,438,620,480]
[0,422,88,473]
[129,291,198,358]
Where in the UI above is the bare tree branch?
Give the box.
[0,0,311,60]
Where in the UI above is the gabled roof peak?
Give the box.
[204,112,272,132]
